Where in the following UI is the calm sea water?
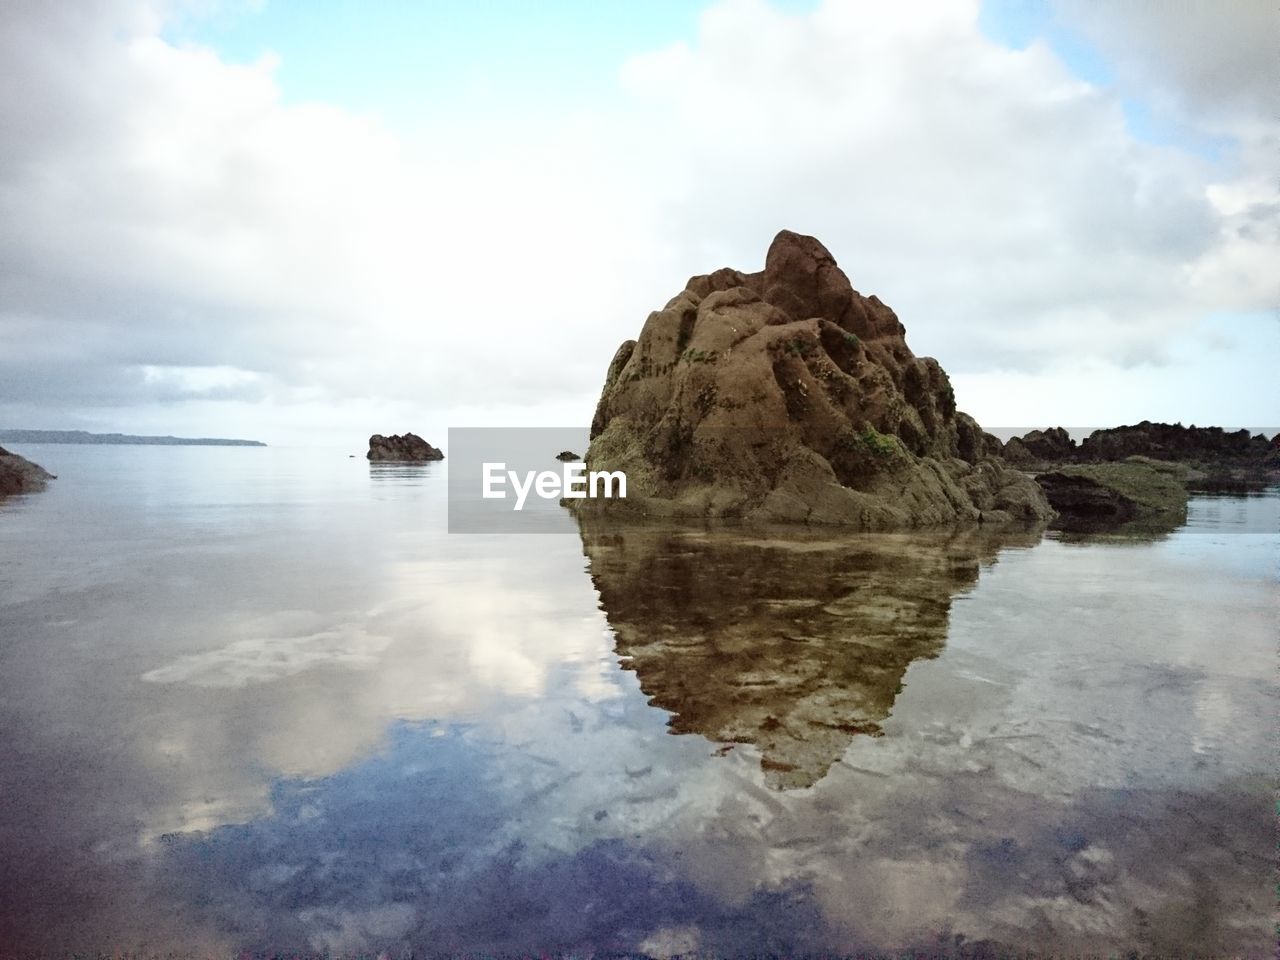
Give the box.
[0,444,1275,958]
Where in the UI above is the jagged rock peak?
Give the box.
[579,230,1051,528]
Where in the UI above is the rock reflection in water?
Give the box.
[579,519,1044,788]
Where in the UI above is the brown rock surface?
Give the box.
[580,230,1051,527]
[366,433,444,462]
[0,446,54,498]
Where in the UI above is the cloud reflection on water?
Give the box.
[0,448,1275,956]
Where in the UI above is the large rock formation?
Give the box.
[0,446,54,498]
[366,433,444,462]
[580,230,1052,527]
[578,516,1043,788]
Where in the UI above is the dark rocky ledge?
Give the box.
[1004,421,1278,492]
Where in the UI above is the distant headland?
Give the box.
[0,429,266,447]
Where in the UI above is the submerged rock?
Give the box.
[579,230,1051,527]
[366,433,444,462]
[1036,458,1188,534]
[578,516,1044,788]
[0,446,54,498]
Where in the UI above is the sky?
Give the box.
[0,0,1276,446]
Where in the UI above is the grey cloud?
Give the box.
[0,0,1275,435]
[1055,0,1277,128]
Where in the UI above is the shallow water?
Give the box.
[0,445,1275,957]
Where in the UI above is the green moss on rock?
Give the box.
[1036,458,1189,534]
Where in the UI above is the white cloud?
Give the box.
[617,0,1273,374]
[0,0,646,438]
[0,0,1275,441]
[1050,1,1279,334]
[140,624,393,687]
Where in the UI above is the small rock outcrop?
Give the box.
[1037,458,1188,534]
[554,450,581,462]
[1003,427,1077,465]
[579,230,1052,527]
[0,446,54,498]
[366,433,444,462]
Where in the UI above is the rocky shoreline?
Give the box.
[998,421,1278,533]
[1004,421,1278,490]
